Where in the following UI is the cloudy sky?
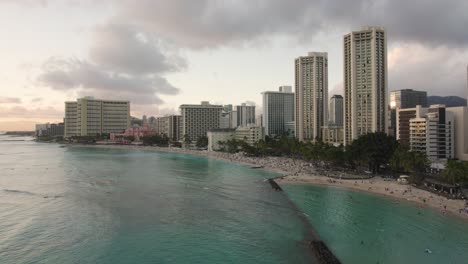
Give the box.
[1,0,467,130]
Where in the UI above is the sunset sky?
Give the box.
[1,0,467,131]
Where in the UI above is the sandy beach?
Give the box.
[89,144,468,221]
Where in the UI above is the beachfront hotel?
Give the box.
[262,86,295,136]
[295,52,328,142]
[343,26,388,145]
[64,97,130,138]
[180,101,223,142]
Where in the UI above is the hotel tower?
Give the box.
[295,52,328,141]
[343,26,388,145]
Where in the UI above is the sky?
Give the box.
[0,0,467,131]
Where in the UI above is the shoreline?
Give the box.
[73,143,468,222]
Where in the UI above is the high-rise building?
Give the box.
[343,27,387,145]
[390,89,428,138]
[255,114,263,127]
[396,105,428,147]
[295,52,328,141]
[390,89,428,109]
[220,112,231,129]
[447,106,468,161]
[64,97,130,138]
[148,116,157,131]
[64,101,78,137]
[409,105,454,162]
[279,85,292,93]
[157,115,182,142]
[236,103,256,127]
[180,101,223,142]
[329,95,343,126]
[229,111,238,128]
[262,86,294,136]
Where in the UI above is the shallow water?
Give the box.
[283,184,468,264]
[0,137,314,264]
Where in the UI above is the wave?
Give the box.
[3,189,63,199]
[3,189,37,196]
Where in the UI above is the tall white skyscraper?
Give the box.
[329,95,343,126]
[295,52,328,141]
[262,86,294,136]
[343,27,388,145]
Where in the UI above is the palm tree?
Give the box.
[443,160,468,185]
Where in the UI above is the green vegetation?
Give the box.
[443,160,468,186]
[183,134,191,145]
[36,135,64,143]
[390,146,430,183]
[346,132,398,173]
[141,134,170,147]
[196,136,208,148]
[219,133,398,169]
[216,132,435,181]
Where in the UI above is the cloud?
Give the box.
[0,97,22,104]
[37,24,184,105]
[0,0,49,7]
[388,44,468,97]
[89,24,186,75]
[31,97,43,103]
[0,106,62,118]
[117,0,468,48]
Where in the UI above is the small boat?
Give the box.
[251,166,264,169]
[425,248,432,254]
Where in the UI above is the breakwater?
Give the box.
[268,177,342,263]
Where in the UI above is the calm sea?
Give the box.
[1,135,468,263]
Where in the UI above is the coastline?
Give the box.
[74,143,468,221]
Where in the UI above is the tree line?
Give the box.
[216,132,468,186]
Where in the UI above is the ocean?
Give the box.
[1,135,468,263]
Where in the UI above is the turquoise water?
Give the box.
[1,136,468,264]
[283,184,468,264]
[0,136,313,264]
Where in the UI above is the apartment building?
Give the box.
[295,52,328,141]
[343,27,387,145]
